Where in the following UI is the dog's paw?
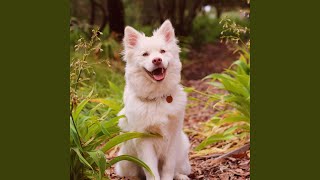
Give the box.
[174,174,190,180]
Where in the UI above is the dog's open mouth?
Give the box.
[145,67,166,81]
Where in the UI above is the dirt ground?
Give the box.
[182,43,249,179]
[184,80,250,180]
[182,43,238,80]
[108,42,250,180]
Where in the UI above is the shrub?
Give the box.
[191,13,222,46]
[191,10,250,46]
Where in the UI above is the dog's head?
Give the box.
[122,20,182,98]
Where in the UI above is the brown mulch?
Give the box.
[182,43,249,180]
[107,43,250,180]
[184,80,250,180]
[182,42,239,80]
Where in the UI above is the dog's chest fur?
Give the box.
[119,88,186,158]
[122,86,186,133]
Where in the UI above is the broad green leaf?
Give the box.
[89,103,103,116]
[102,115,125,129]
[87,150,106,180]
[195,134,235,151]
[239,124,250,131]
[100,115,124,137]
[223,126,240,135]
[106,155,154,177]
[91,98,121,112]
[210,116,221,124]
[77,116,90,127]
[73,98,90,121]
[188,96,201,101]
[71,148,93,170]
[206,81,224,89]
[219,115,250,125]
[231,59,249,75]
[183,87,195,93]
[100,132,161,153]
[70,117,83,151]
[78,123,89,138]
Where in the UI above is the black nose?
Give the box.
[152,58,162,65]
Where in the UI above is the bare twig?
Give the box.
[212,143,250,163]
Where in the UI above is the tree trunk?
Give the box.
[216,7,222,18]
[107,0,125,40]
[89,0,96,25]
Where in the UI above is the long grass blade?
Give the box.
[100,132,161,153]
[106,155,154,177]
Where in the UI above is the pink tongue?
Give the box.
[153,73,165,81]
[152,68,165,81]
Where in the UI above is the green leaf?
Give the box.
[223,126,240,135]
[89,103,104,116]
[100,132,161,153]
[87,150,107,180]
[70,117,83,151]
[183,87,195,93]
[91,98,121,112]
[188,96,201,101]
[195,134,235,151]
[108,81,121,94]
[73,98,90,121]
[206,81,224,89]
[102,115,125,128]
[210,116,221,124]
[77,116,90,127]
[231,59,249,75]
[100,115,124,137]
[218,115,250,125]
[106,155,154,177]
[78,123,89,138]
[71,148,93,170]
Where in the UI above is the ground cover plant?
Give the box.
[194,46,250,152]
[188,16,250,156]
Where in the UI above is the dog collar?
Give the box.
[138,95,173,103]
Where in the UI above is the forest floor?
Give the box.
[183,80,250,180]
[108,42,250,180]
[183,43,250,180]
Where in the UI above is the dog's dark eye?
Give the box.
[142,52,149,56]
[160,49,166,54]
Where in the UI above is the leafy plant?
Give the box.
[191,13,222,46]
[220,18,250,47]
[70,29,155,180]
[195,48,250,151]
[191,10,250,46]
[193,14,250,151]
[70,96,156,180]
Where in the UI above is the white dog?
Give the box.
[115,20,191,180]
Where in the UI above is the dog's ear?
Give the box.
[124,26,141,49]
[155,20,175,43]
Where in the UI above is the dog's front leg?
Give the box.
[160,138,177,180]
[137,140,160,180]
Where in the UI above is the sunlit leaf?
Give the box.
[100,132,161,153]
[106,155,154,177]
[87,150,106,180]
[195,133,236,151]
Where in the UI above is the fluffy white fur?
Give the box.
[115,20,191,180]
